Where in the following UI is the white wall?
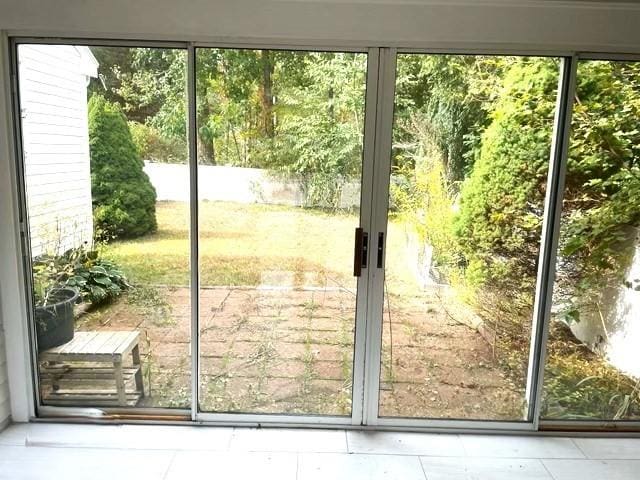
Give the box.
[2,0,640,423]
[19,44,96,256]
[145,161,361,208]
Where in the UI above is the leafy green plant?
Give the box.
[67,257,130,305]
[33,246,130,307]
[88,94,157,239]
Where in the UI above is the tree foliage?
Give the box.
[90,47,188,162]
[555,61,640,319]
[454,59,559,299]
[394,55,506,184]
[88,94,157,238]
[91,47,366,207]
[268,53,366,207]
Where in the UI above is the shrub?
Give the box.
[454,59,640,317]
[129,121,187,163]
[88,94,157,238]
[454,59,559,301]
[389,117,463,279]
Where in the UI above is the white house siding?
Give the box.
[18,45,97,257]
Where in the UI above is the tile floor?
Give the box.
[1,422,639,479]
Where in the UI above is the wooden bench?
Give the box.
[39,331,145,407]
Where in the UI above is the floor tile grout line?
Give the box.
[417,455,430,480]
[161,450,178,480]
[295,452,300,480]
[540,458,559,480]
[344,429,350,454]
[569,438,589,459]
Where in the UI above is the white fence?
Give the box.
[144,161,360,208]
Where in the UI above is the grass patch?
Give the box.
[103,200,415,293]
[542,323,640,420]
[104,201,364,288]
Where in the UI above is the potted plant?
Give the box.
[32,245,130,352]
[34,286,80,352]
[32,253,81,352]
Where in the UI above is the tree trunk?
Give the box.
[260,50,275,137]
[198,135,215,165]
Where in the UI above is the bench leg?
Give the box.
[132,344,145,397]
[114,360,127,406]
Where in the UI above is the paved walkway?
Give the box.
[74,286,521,418]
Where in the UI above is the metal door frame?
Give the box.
[7,35,640,432]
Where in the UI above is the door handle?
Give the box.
[377,232,385,268]
[353,228,368,277]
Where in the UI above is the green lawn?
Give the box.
[103,201,417,292]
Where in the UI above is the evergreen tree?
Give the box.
[88,94,157,238]
[454,59,560,299]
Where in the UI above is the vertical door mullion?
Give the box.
[362,48,397,426]
[351,47,380,425]
[525,56,578,428]
[187,44,200,421]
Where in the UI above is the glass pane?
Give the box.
[380,54,560,420]
[196,49,367,415]
[19,44,191,409]
[542,60,640,421]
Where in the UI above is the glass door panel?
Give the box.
[17,44,191,410]
[377,54,561,420]
[196,48,368,416]
[541,59,640,421]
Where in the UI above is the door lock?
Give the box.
[353,227,368,277]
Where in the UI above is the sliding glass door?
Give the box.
[15,41,373,422]
[14,39,639,431]
[541,59,640,423]
[195,48,370,417]
[367,53,564,424]
[16,43,192,410]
